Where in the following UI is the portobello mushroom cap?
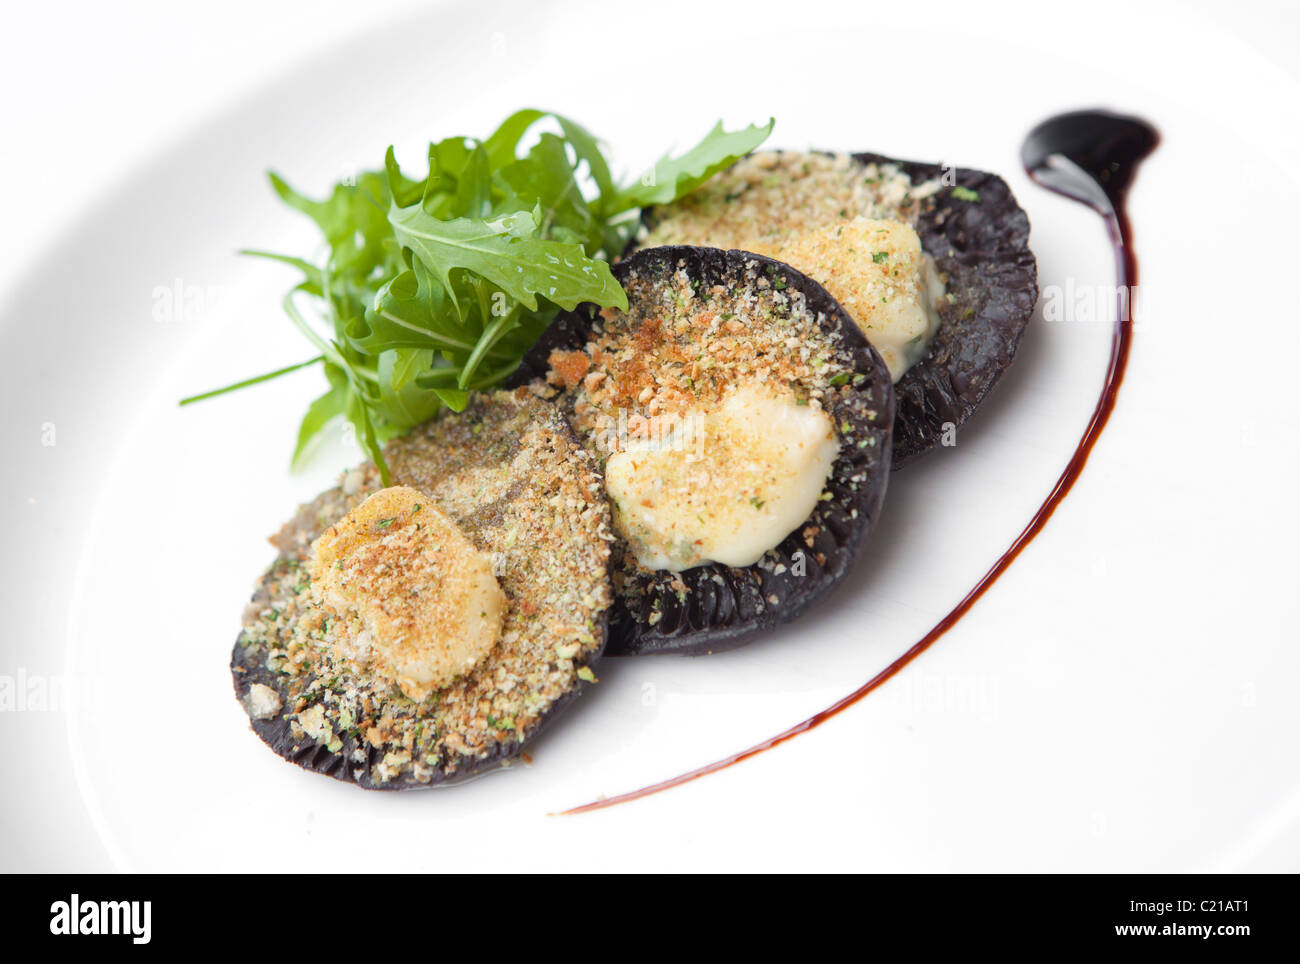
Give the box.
[509,245,893,656]
[231,389,612,789]
[635,151,1038,467]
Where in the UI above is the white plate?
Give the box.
[3,0,1299,871]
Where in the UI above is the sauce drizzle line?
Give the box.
[560,111,1159,816]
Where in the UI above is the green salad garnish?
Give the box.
[182,109,773,482]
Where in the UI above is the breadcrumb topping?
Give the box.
[750,219,944,380]
[551,257,852,452]
[643,151,938,249]
[642,152,946,380]
[309,486,507,701]
[605,384,839,570]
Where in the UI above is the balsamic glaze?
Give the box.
[562,111,1159,815]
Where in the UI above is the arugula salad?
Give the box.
[184,109,773,481]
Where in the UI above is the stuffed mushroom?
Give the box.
[231,390,613,789]
[511,246,893,656]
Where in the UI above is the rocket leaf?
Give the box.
[181,109,774,479]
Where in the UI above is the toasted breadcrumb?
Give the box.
[643,152,945,381]
[309,486,507,701]
[642,152,938,250]
[557,258,852,458]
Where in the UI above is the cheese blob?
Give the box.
[750,218,944,382]
[605,385,839,571]
[308,485,506,700]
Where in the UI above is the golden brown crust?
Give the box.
[309,486,507,701]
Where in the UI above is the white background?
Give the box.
[1,0,1298,871]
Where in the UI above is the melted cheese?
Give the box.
[750,218,944,381]
[605,386,838,571]
[309,486,506,700]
